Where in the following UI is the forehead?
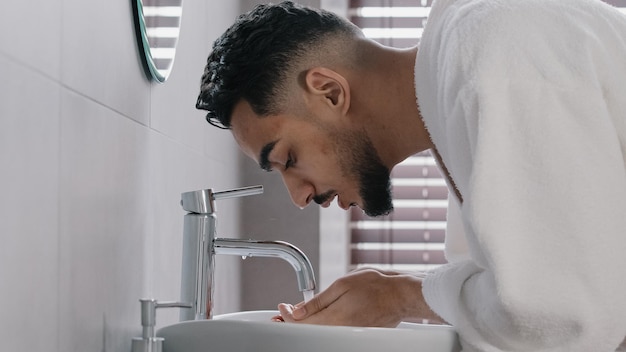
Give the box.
[230,100,281,163]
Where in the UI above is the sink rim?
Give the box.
[158,310,461,352]
[212,309,452,331]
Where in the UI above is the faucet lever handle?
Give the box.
[155,301,193,309]
[181,185,263,214]
[212,185,264,200]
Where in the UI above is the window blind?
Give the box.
[350,151,449,271]
[347,0,626,272]
[348,0,432,48]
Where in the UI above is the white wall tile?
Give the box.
[58,89,151,352]
[0,0,62,80]
[0,55,60,352]
[61,0,151,125]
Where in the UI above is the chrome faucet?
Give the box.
[179,185,316,320]
[131,185,316,352]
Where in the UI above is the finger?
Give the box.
[277,303,297,323]
[353,266,397,276]
[277,302,334,325]
[292,281,346,320]
[271,315,285,323]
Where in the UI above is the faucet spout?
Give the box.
[214,238,316,292]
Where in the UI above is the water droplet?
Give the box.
[241,256,247,260]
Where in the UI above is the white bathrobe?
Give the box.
[415,0,626,350]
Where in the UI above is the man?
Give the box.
[196,0,626,350]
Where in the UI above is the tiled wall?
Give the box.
[0,1,244,351]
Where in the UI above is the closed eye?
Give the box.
[259,141,278,172]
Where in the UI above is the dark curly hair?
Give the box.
[196,1,358,129]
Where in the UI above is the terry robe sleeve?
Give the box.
[414,0,626,350]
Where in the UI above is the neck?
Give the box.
[352,42,433,170]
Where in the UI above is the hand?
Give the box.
[277,268,443,327]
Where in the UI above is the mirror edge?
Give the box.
[132,0,167,83]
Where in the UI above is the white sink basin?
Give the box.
[158,310,461,352]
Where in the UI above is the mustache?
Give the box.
[313,189,335,205]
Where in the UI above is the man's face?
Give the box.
[230,100,393,217]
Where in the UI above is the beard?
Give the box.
[354,138,394,217]
[311,119,394,217]
[340,129,394,217]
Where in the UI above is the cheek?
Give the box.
[317,142,345,176]
[301,127,354,183]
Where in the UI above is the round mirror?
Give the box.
[133,0,183,82]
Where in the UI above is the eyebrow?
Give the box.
[259,140,278,172]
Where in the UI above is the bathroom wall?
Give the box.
[0,1,244,351]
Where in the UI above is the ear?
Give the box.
[303,67,351,116]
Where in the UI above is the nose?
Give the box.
[281,172,314,209]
